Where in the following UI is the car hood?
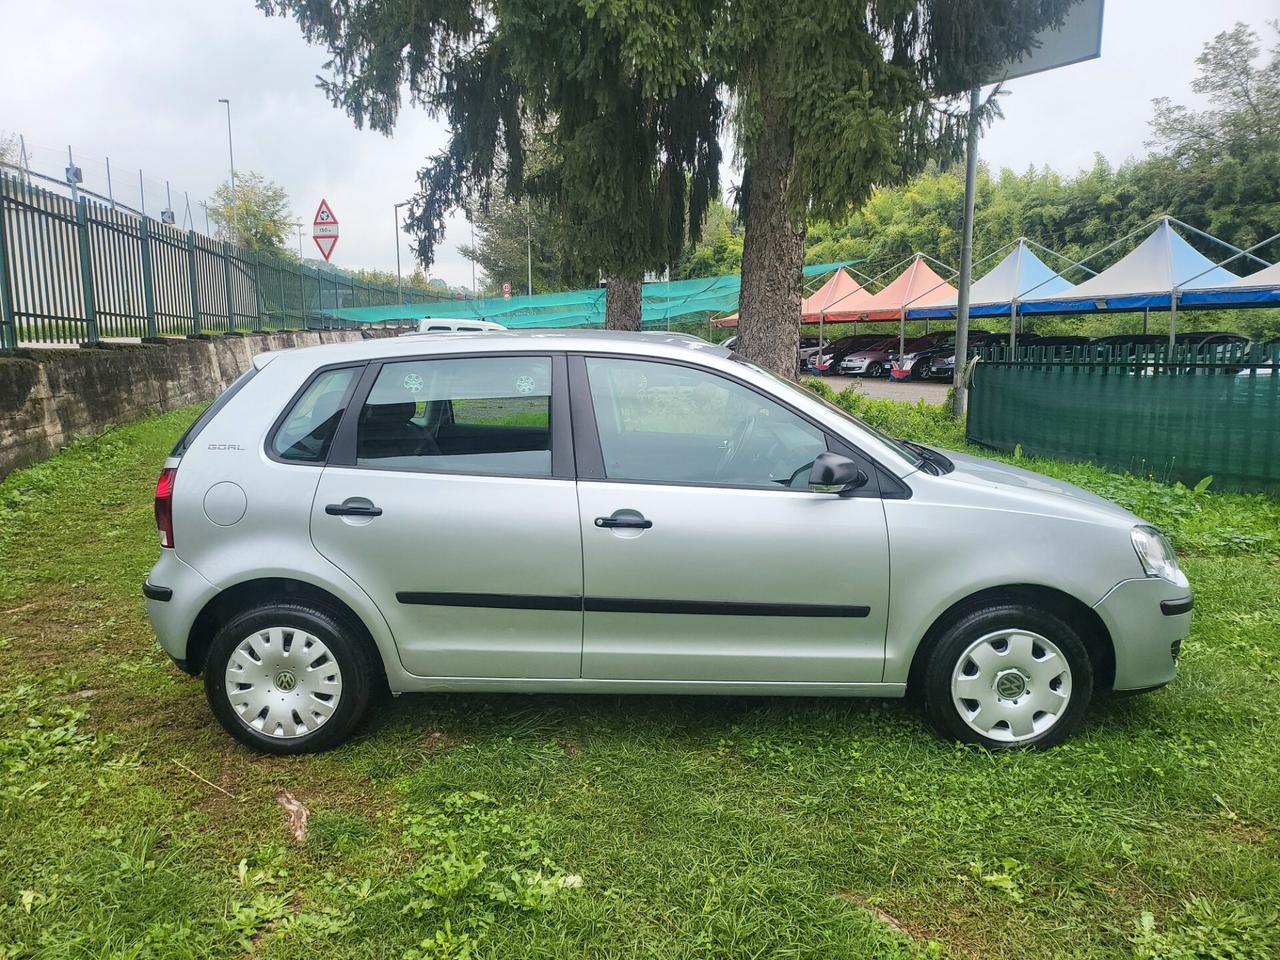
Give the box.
[941,449,1139,522]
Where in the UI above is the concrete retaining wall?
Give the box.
[0,331,387,479]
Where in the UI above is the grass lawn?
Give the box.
[1,391,1278,960]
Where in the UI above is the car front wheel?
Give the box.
[865,361,882,377]
[204,603,378,754]
[920,603,1093,749]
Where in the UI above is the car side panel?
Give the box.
[164,368,414,687]
[881,478,1142,684]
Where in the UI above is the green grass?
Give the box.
[1,404,1278,959]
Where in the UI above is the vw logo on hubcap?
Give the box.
[274,670,297,691]
[995,671,1027,699]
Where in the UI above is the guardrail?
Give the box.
[0,172,442,348]
[968,342,1280,495]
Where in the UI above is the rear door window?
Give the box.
[355,356,553,476]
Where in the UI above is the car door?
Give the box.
[570,354,890,684]
[310,352,583,679]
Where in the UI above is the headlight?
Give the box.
[1131,525,1188,586]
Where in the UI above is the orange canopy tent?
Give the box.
[712,260,955,338]
[712,268,869,328]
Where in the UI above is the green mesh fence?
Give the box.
[317,261,859,328]
[967,344,1280,495]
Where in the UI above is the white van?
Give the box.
[406,318,507,335]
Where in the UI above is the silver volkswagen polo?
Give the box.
[144,331,1192,754]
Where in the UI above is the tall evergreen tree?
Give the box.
[718,0,1080,374]
[257,0,721,329]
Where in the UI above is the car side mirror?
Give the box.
[809,452,868,495]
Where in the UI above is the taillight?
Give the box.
[155,467,177,548]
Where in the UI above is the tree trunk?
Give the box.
[737,93,804,379]
[604,276,643,331]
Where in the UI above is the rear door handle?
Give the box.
[595,512,652,529]
[326,501,383,517]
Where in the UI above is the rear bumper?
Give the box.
[1092,577,1192,692]
[145,550,219,671]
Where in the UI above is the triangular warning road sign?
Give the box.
[313,198,338,227]
[314,235,338,261]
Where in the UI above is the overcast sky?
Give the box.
[1,0,1275,289]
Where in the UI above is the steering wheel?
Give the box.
[716,413,758,479]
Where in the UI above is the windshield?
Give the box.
[730,357,924,468]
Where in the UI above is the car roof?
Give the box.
[254,329,730,370]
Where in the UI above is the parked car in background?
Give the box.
[889,332,983,381]
[809,334,891,375]
[797,336,823,370]
[836,336,903,377]
[145,330,1191,754]
[924,332,1004,380]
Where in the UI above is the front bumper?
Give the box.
[144,550,220,671]
[1092,577,1192,691]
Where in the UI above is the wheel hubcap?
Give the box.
[950,628,1072,743]
[224,626,343,739]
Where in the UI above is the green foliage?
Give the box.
[2,402,1280,959]
[1133,897,1279,960]
[458,194,596,295]
[208,170,293,252]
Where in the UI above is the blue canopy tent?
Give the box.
[905,238,1075,348]
[1178,261,1280,310]
[1016,218,1247,344]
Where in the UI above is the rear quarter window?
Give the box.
[271,366,360,462]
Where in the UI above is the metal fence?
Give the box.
[0,172,446,348]
[968,341,1280,495]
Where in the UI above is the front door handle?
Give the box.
[595,511,652,529]
[325,501,383,517]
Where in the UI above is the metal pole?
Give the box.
[393,202,405,304]
[0,175,17,349]
[952,85,982,420]
[526,209,533,295]
[105,157,114,210]
[67,146,78,203]
[74,197,98,343]
[218,99,237,241]
[1143,307,1149,334]
[470,213,476,293]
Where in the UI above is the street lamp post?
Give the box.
[393,201,410,305]
[217,99,237,243]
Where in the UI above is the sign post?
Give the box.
[952,0,1104,420]
[312,199,339,262]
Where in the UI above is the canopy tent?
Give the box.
[1178,261,1280,310]
[905,239,1075,349]
[1018,218,1239,316]
[854,255,957,322]
[319,261,857,329]
[711,267,867,328]
[907,240,1072,319]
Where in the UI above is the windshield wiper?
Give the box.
[897,438,954,475]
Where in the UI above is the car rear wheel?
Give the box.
[920,603,1093,749]
[204,603,378,754]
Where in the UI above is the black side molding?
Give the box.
[395,592,871,618]
[397,591,581,611]
[143,581,173,602]
[585,598,871,618]
[1160,596,1194,616]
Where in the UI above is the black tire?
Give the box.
[204,603,379,755]
[915,363,929,380]
[919,602,1093,750]
[865,361,883,378]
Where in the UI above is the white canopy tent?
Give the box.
[1018,218,1242,343]
[906,238,1075,347]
